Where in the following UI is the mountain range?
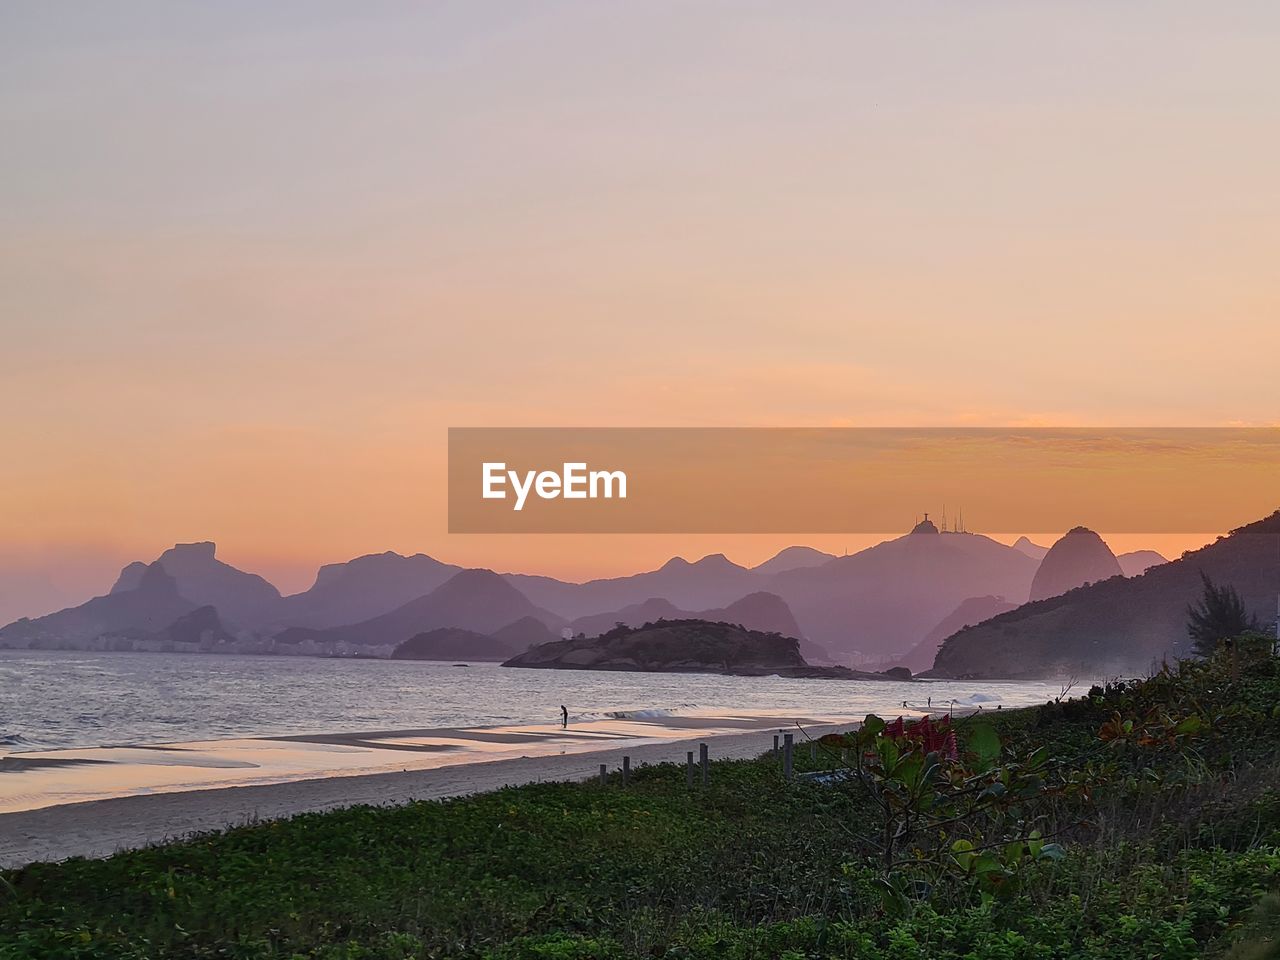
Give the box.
[2,516,1209,675]
[932,511,1280,679]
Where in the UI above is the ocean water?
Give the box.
[0,650,1068,753]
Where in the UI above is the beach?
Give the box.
[0,715,862,868]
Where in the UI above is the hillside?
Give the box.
[933,509,1280,678]
[895,595,1019,673]
[504,619,820,676]
[568,591,802,639]
[391,628,515,662]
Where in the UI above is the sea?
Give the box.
[0,650,1067,754]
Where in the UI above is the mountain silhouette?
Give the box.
[1011,536,1050,561]
[391,627,515,662]
[504,619,810,675]
[1028,527,1123,602]
[1118,549,1167,577]
[0,562,197,645]
[505,553,759,619]
[267,551,461,629]
[152,605,236,646]
[491,615,560,651]
[933,510,1280,678]
[751,546,836,576]
[111,542,278,626]
[568,590,801,638]
[275,569,564,648]
[761,527,1038,663]
[895,595,1019,674]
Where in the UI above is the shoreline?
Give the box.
[0,719,860,868]
[0,721,875,870]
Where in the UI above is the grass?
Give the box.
[3,654,1280,959]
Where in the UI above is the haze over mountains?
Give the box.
[934,511,1280,679]
[13,510,1261,679]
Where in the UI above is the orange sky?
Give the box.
[1,4,1278,602]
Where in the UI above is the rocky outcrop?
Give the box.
[1028,527,1123,602]
[110,542,279,626]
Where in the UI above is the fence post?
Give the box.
[622,755,630,786]
[773,733,779,757]
[783,733,794,781]
[599,763,607,785]
[686,750,694,788]
[699,742,709,788]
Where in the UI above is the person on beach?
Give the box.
[561,705,568,729]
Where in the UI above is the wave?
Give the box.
[569,703,701,723]
[605,708,681,721]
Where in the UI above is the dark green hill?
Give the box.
[503,618,816,675]
[933,509,1280,678]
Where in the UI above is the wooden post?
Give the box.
[622,755,630,786]
[699,742,709,788]
[773,734,779,757]
[599,763,607,785]
[783,733,794,781]
[686,750,694,788]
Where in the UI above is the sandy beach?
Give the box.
[0,716,863,868]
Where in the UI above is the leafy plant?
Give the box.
[1188,572,1260,658]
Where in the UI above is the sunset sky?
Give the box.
[2,3,1278,613]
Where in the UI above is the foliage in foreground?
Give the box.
[4,651,1280,959]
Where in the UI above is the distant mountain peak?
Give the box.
[169,541,217,559]
[694,553,739,569]
[752,545,835,576]
[108,540,279,626]
[910,517,940,535]
[1028,527,1122,602]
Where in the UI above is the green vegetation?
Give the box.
[1188,573,1261,658]
[5,651,1280,959]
